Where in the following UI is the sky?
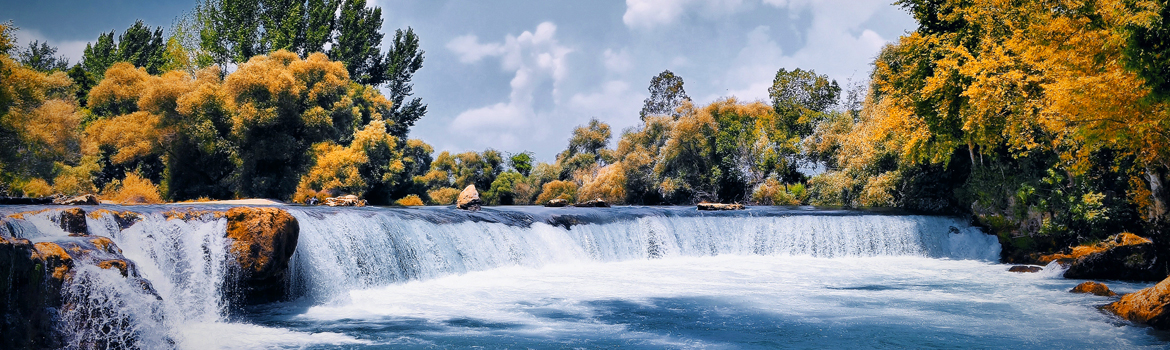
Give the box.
[2,0,917,162]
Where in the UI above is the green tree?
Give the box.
[1124,0,1170,102]
[304,0,339,54]
[82,32,118,77]
[768,68,840,141]
[639,70,690,121]
[332,0,386,85]
[261,0,306,53]
[81,20,168,77]
[486,171,524,205]
[17,41,69,72]
[382,27,426,138]
[198,0,264,69]
[509,151,533,177]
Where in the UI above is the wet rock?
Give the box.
[544,198,569,207]
[224,207,300,304]
[457,185,482,211]
[0,235,159,349]
[57,208,88,236]
[54,194,99,205]
[1070,281,1116,297]
[1040,233,1164,281]
[573,198,610,208]
[697,202,744,211]
[1008,265,1042,273]
[325,194,366,207]
[87,209,143,230]
[1105,276,1170,329]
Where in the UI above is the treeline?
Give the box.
[0,0,429,205]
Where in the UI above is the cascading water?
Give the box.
[2,205,1163,349]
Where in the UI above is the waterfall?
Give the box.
[285,208,1000,302]
[1,205,1000,347]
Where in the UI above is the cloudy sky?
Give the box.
[3,0,916,161]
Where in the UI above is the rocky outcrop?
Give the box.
[224,207,300,304]
[1008,265,1042,273]
[54,194,99,205]
[457,185,482,211]
[325,195,366,207]
[1039,233,1164,281]
[1,235,159,349]
[544,198,569,207]
[58,208,89,236]
[698,202,744,211]
[574,198,610,208]
[1070,281,1116,296]
[1105,276,1170,329]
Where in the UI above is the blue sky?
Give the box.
[2,0,916,161]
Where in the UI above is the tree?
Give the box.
[639,70,690,120]
[509,151,533,177]
[197,0,264,69]
[81,20,168,78]
[304,0,339,54]
[0,21,16,55]
[261,0,306,53]
[768,68,840,140]
[332,0,386,86]
[17,41,68,72]
[381,27,427,139]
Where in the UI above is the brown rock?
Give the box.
[1040,233,1164,281]
[457,184,482,210]
[545,198,569,207]
[87,209,143,230]
[697,202,744,211]
[1008,265,1042,273]
[325,194,366,207]
[1070,281,1116,297]
[1,235,158,349]
[55,194,99,205]
[57,207,88,236]
[1105,276,1170,329]
[224,207,300,303]
[574,198,610,208]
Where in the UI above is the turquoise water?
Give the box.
[2,206,1165,349]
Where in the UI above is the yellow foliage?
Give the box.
[858,171,899,207]
[395,194,425,206]
[512,182,537,205]
[88,62,149,116]
[105,173,163,204]
[535,180,578,205]
[19,178,53,198]
[83,111,163,165]
[427,187,460,205]
[578,163,626,204]
[296,142,368,196]
[751,179,802,206]
[52,156,100,196]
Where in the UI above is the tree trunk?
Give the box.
[1147,167,1168,223]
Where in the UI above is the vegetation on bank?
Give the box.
[1,1,1168,259]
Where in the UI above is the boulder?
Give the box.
[1105,276,1170,329]
[544,198,569,207]
[574,198,610,208]
[1070,281,1116,297]
[57,208,88,236]
[1008,265,1042,273]
[457,185,482,211]
[1,235,159,349]
[697,202,744,211]
[54,194,99,205]
[325,194,366,207]
[1040,233,1164,281]
[224,207,300,304]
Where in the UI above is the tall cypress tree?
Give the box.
[303,0,339,55]
[382,27,426,139]
[332,0,386,86]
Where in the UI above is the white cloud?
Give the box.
[567,80,644,132]
[623,0,749,29]
[711,0,893,102]
[602,48,632,73]
[447,22,573,150]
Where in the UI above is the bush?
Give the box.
[535,180,577,205]
[427,187,460,205]
[18,178,54,198]
[578,163,626,204]
[104,173,163,204]
[395,194,425,206]
[751,179,804,205]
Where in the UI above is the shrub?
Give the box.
[751,179,803,205]
[105,173,163,204]
[19,178,54,198]
[427,187,460,205]
[395,194,425,206]
[535,180,577,205]
[578,163,626,204]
